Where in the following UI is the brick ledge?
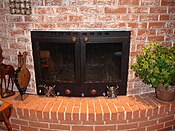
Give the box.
[1,92,175,131]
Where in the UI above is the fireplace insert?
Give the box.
[31,31,130,97]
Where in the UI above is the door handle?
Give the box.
[71,36,77,43]
[83,36,89,43]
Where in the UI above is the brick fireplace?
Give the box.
[0,0,174,95]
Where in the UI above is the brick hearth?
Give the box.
[0,93,175,131]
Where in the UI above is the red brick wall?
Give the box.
[0,0,174,95]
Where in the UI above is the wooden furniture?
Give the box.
[0,64,15,98]
[0,46,15,98]
[0,99,13,131]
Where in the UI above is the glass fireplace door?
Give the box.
[35,40,79,84]
[81,37,123,84]
[39,43,75,82]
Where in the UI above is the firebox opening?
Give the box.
[31,31,130,97]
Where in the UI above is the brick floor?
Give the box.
[1,92,175,131]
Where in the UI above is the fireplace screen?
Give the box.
[31,31,130,97]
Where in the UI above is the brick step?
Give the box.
[1,92,175,131]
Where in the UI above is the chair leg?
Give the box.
[1,112,12,131]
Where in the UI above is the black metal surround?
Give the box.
[31,31,130,97]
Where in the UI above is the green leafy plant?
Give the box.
[132,42,175,89]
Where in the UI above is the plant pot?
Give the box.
[155,86,175,102]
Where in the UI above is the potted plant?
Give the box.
[132,42,175,102]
